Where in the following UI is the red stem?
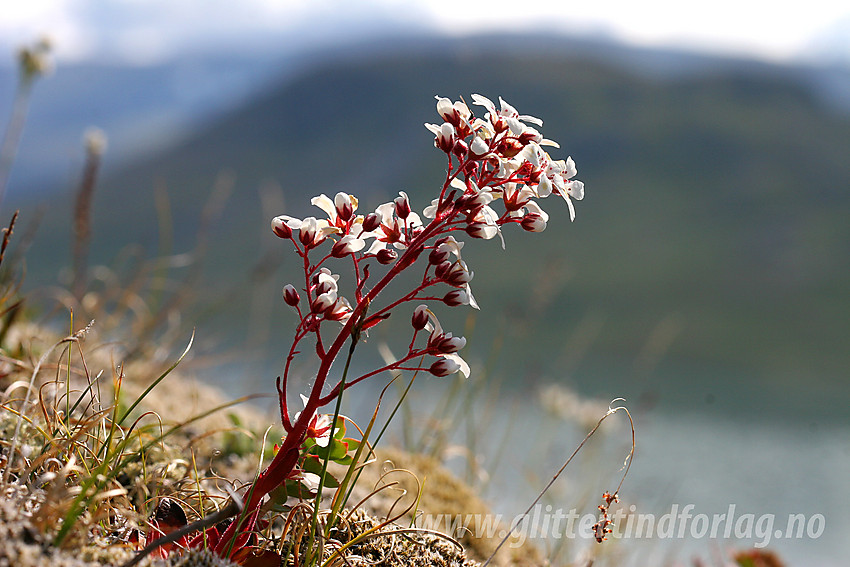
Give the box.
[218,167,467,554]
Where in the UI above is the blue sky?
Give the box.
[3,0,850,65]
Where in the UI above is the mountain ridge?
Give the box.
[10,36,850,419]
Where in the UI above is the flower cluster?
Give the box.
[175,94,586,565]
[425,93,584,227]
[270,94,585,382]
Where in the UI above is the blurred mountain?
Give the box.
[8,36,850,420]
[0,52,288,196]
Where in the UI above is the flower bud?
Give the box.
[394,193,411,219]
[271,216,292,239]
[436,97,455,122]
[362,213,381,233]
[331,240,349,258]
[334,192,354,221]
[299,224,318,247]
[311,292,336,314]
[411,305,429,330]
[435,123,455,153]
[429,358,461,377]
[434,260,452,280]
[325,298,352,321]
[465,222,497,240]
[312,280,332,295]
[376,248,398,265]
[429,331,466,354]
[470,136,489,158]
[283,284,300,306]
[429,246,449,265]
[437,334,466,354]
[311,270,338,299]
[331,235,365,258]
[445,261,473,286]
[443,289,469,307]
[521,213,547,232]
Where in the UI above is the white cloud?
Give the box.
[2,0,849,65]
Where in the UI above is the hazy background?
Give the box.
[2,2,849,564]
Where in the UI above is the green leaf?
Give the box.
[332,417,347,439]
[310,438,348,462]
[301,457,341,488]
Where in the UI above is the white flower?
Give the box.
[466,204,504,249]
[422,197,440,219]
[274,215,338,247]
[312,288,337,314]
[535,154,584,221]
[364,194,423,252]
[271,216,293,238]
[428,330,467,354]
[437,236,464,260]
[470,135,489,157]
[501,183,536,215]
[443,289,470,306]
[311,192,358,227]
[523,200,549,223]
[325,296,353,322]
[435,96,471,124]
[331,234,366,257]
[429,353,470,378]
[471,94,543,135]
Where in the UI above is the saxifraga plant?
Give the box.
[139,93,589,565]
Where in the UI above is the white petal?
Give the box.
[311,194,336,219]
[567,180,585,201]
[564,156,578,179]
[443,353,470,379]
[338,235,366,253]
[525,200,549,222]
[375,202,395,221]
[424,308,443,335]
[465,283,479,310]
[478,205,499,225]
[406,212,423,227]
[454,100,471,118]
[520,114,543,126]
[517,185,536,202]
[281,215,304,229]
[439,236,464,260]
[317,271,338,291]
[498,97,518,117]
[439,123,455,140]
[449,177,467,191]
[565,194,576,222]
[470,136,489,155]
[300,472,321,490]
[335,192,356,212]
[366,239,386,255]
[518,144,539,167]
[474,224,499,239]
[435,96,453,117]
[423,199,439,219]
[471,93,495,111]
[425,122,442,135]
[505,116,524,136]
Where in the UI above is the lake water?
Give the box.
[206,367,848,566]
